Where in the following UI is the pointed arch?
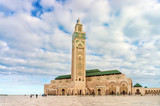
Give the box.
[119,81,128,95]
[109,82,116,95]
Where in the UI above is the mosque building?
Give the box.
[44,19,160,96]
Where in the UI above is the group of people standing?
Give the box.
[30,94,38,98]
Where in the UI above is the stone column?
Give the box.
[116,85,120,95]
[128,85,131,95]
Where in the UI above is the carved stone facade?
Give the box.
[44,19,160,96]
[132,86,160,95]
[44,72,133,95]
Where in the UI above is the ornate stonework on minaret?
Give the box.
[71,19,86,89]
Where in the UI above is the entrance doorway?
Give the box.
[62,89,65,95]
[79,90,82,95]
[111,91,114,95]
[92,90,95,95]
[122,90,125,95]
[109,84,116,95]
[136,89,140,95]
[120,84,128,95]
[98,89,101,95]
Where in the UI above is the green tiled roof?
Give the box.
[55,69,121,80]
[86,70,121,77]
[86,69,100,73]
[55,74,71,80]
[133,83,142,87]
[144,86,147,88]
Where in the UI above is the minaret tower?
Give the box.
[71,19,86,89]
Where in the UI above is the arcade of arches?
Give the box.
[132,88,160,95]
[45,80,160,96]
[44,76,134,96]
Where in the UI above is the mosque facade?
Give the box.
[44,19,160,96]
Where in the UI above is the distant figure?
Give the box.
[36,94,38,98]
[42,94,47,97]
[42,94,44,97]
[30,94,32,98]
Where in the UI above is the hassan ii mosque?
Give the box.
[44,19,160,96]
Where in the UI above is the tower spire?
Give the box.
[77,18,80,23]
[75,18,83,32]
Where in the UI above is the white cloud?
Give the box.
[0,40,9,52]
[0,0,34,13]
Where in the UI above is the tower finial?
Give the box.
[77,18,80,23]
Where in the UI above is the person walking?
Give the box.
[36,94,38,98]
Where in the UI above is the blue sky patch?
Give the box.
[133,41,139,46]
[31,0,43,17]
[56,0,66,5]
[90,53,103,57]
[31,0,54,18]
[44,7,54,12]
[59,25,70,34]
[104,23,109,27]
[0,5,15,16]
[115,10,120,16]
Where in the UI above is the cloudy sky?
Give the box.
[0,0,160,94]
